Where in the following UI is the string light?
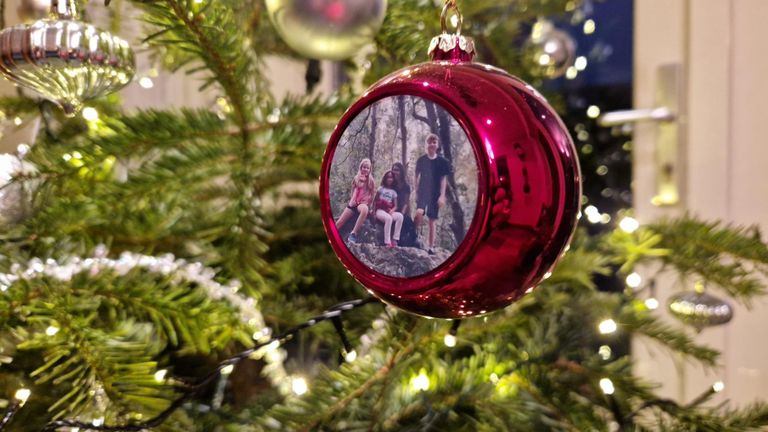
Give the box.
[619,216,640,233]
[13,117,22,126]
[14,388,31,405]
[644,298,659,310]
[138,77,154,89]
[583,19,596,34]
[566,66,578,80]
[626,273,642,288]
[598,345,612,360]
[410,369,430,392]
[221,365,235,375]
[45,326,60,336]
[598,319,617,334]
[82,107,99,122]
[443,334,457,347]
[599,378,615,395]
[713,381,725,393]
[444,320,461,348]
[37,297,379,432]
[587,105,601,118]
[574,56,588,71]
[154,369,167,383]
[291,376,308,396]
[584,205,602,224]
[344,350,358,363]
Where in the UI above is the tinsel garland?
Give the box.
[0,246,290,394]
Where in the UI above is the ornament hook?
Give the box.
[441,0,463,35]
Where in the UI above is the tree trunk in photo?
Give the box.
[434,104,466,243]
[368,104,378,163]
[398,96,408,165]
[410,96,438,135]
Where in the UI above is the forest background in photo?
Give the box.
[330,95,479,253]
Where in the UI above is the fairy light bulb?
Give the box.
[599,378,615,395]
[292,376,308,396]
[713,381,725,393]
[625,272,642,288]
[443,334,457,347]
[644,298,659,310]
[154,369,167,383]
[598,319,617,334]
[598,345,612,360]
[82,107,99,122]
[344,350,357,363]
[14,388,31,405]
[410,369,430,392]
[619,216,640,233]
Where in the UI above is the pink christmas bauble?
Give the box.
[320,34,581,318]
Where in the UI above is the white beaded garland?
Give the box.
[0,247,290,394]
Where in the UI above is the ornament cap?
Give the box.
[428,34,475,63]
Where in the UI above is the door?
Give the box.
[632,0,768,404]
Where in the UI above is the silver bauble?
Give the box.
[668,288,734,331]
[524,19,576,79]
[0,0,135,116]
[266,0,387,60]
[17,0,51,22]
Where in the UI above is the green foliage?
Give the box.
[0,263,250,425]
[648,217,768,304]
[0,0,766,431]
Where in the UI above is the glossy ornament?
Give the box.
[524,19,576,79]
[0,0,135,116]
[320,3,581,318]
[266,0,387,60]
[668,283,734,331]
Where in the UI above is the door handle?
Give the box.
[598,64,684,207]
[598,107,675,127]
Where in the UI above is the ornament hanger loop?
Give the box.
[441,0,463,35]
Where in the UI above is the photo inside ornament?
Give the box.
[329,95,479,278]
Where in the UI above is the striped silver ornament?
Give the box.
[0,0,135,116]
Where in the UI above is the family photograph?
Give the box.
[329,95,479,278]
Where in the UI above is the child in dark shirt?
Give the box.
[414,134,450,254]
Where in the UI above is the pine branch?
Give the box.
[648,217,768,304]
[618,302,719,367]
[2,258,251,423]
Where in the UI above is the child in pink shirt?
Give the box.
[335,158,375,243]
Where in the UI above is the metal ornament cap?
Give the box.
[668,290,734,331]
[0,1,135,116]
[428,34,475,63]
[321,34,581,319]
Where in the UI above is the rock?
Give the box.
[346,242,452,278]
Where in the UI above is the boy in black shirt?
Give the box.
[414,133,450,254]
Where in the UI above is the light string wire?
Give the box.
[0,250,380,431]
[0,401,20,430]
[27,297,381,432]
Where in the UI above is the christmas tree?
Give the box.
[1,0,767,431]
